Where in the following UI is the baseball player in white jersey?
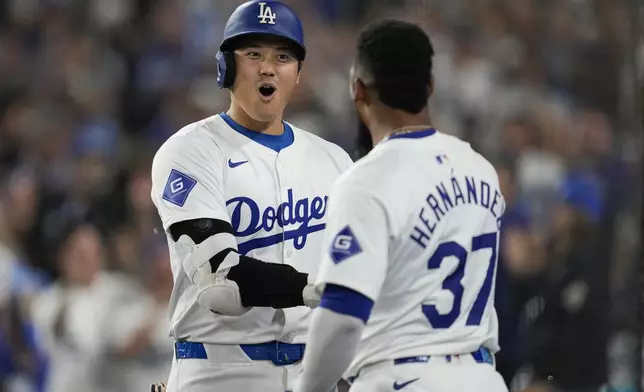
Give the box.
[149,2,352,391]
[296,21,509,392]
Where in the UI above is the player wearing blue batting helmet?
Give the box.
[216,1,306,134]
[148,3,355,392]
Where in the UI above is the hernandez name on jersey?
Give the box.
[409,174,504,249]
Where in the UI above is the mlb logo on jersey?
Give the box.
[330,226,362,264]
[162,169,197,207]
[257,2,276,24]
[435,154,449,164]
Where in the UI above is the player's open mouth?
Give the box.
[258,83,276,99]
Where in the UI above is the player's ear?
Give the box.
[349,64,364,104]
[349,78,356,101]
[349,65,356,101]
[352,79,368,104]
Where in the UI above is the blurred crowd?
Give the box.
[0,0,641,391]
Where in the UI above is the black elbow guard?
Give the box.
[169,218,234,244]
[227,257,308,309]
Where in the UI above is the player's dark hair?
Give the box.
[356,20,434,114]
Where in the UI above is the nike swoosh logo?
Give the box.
[393,378,420,390]
[228,159,248,168]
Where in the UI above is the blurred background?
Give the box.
[0,0,641,391]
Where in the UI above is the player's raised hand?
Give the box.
[150,381,166,392]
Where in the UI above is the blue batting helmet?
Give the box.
[216,1,306,89]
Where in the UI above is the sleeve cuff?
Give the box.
[319,284,374,323]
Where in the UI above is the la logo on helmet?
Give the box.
[257,2,276,24]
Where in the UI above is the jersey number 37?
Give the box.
[423,232,498,329]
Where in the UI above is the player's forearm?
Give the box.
[170,218,319,315]
[195,248,317,314]
[296,308,363,392]
[227,254,313,308]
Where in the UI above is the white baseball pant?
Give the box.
[347,350,508,392]
[166,341,337,392]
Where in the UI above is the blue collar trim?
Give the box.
[387,128,437,140]
[220,112,294,152]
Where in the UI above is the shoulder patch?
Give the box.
[162,169,197,207]
[330,226,363,264]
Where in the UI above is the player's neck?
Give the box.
[370,109,433,145]
[226,106,284,136]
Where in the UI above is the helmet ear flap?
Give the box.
[216,51,237,89]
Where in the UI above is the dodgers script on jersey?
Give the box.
[316,129,505,378]
[151,113,352,345]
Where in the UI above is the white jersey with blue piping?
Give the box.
[150,112,353,344]
[315,129,505,378]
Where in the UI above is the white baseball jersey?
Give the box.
[151,112,352,345]
[315,129,505,378]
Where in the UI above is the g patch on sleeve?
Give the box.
[330,226,363,264]
[162,169,197,207]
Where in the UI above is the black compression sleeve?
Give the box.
[169,218,309,309]
[227,256,309,308]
